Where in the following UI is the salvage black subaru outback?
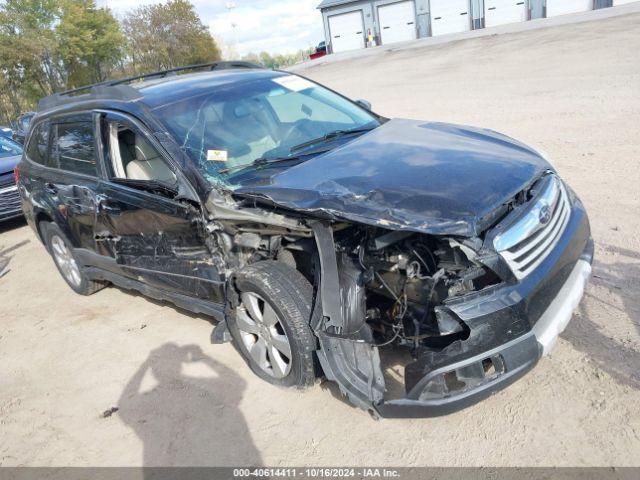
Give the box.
[17,62,593,418]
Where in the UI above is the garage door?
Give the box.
[328,11,365,53]
[378,1,417,45]
[546,0,592,17]
[430,0,471,37]
[485,0,527,28]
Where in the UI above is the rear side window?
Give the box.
[26,122,50,165]
[53,122,97,176]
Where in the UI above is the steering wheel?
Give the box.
[279,119,316,148]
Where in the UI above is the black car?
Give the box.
[12,112,35,145]
[0,136,24,222]
[17,62,593,418]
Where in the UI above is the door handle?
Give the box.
[98,199,122,215]
[95,231,120,242]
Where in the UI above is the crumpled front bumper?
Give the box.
[375,256,591,418]
[374,201,593,418]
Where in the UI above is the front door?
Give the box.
[94,111,224,303]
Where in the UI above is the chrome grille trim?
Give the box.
[494,175,571,280]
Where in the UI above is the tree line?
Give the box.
[0,0,317,126]
[0,0,222,124]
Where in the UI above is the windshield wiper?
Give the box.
[289,126,375,153]
[219,155,300,175]
[219,148,331,175]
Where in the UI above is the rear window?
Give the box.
[53,122,97,176]
[25,122,50,165]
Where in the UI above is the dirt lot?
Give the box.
[1,12,639,467]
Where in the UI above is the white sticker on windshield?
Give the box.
[207,149,228,162]
[273,76,314,92]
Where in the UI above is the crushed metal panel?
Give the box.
[234,119,552,237]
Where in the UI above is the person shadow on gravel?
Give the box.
[118,343,262,467]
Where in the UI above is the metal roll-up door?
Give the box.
[485,0,528,28]
[379,1,417,45]
[430,0,471,36]
[328,11,365,53]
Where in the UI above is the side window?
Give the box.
[106,121,177,185]
[25,122,50,165]
[53,122,97,176]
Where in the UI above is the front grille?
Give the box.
[0,172,14,188]
[0,177,21,219]
[494,175,571,280]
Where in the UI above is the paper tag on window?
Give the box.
[207,149,228,162]
[273,76,314,92]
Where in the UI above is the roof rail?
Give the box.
[37,61,264,112]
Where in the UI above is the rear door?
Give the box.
[430,0,471,36]
[485,0,527,28]
[328,11,365,53]
[93,111,223,302]
[378,1,417,45]
[17,120,53,228]
[47,115,102,250]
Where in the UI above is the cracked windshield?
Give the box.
[153,73,379,187]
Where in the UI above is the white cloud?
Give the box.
[99,0,324,56]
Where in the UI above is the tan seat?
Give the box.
[126,136,177,183]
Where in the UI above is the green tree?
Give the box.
[243,49,313,70]
[122,0,221,74]
[0,0,125,122]
[0,0,62,110]
[56,0,125,87]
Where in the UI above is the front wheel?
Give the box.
[227,261,317,389]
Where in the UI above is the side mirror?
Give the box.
[356,99,372,111]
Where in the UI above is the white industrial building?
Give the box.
[318,0,637,53]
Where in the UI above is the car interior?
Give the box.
[108,122,177,184]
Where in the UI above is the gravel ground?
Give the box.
[1,11,639,467]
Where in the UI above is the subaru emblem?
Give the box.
[539,204,552,225]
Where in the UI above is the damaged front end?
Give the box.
[207,172,592,418]
[310,220,529,417]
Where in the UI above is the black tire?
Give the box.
[42,222,107,296]
[227,261,317,389]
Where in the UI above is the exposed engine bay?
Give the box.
[205,189,505,356]
[197,168,595,418]
[204,189,511,409]
[331,225,501,353]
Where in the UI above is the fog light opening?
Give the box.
[418,354,507,400]
[482,358,496,377]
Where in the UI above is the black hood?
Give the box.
[234,119,552,237]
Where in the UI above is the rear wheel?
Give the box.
[227,261,317,389]
[43,222,107,296]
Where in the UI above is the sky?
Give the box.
[100,0,325,57]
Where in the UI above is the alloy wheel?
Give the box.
[51,235,82,287]
[236,292,292,379]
